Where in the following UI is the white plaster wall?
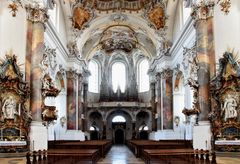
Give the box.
[214,0,240,61]
[0,1,27,75]
[57,2,68,46]
[172,0,182,42]
[173,92,185,124]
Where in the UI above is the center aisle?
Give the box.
[97,145,144,164]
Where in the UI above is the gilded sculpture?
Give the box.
[148,5,166,30]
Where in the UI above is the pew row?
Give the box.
[127,139,192,157]
[142,148,210,164]
[26,149,99,164]
[49,140,112,158]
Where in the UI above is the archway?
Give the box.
[115,129,125,144]
[136,111,150,139]
[90,125,100,140]
[88,111,103,140]
[105,109,133,141]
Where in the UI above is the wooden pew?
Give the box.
[142,148,194,164]
[127,140,191,157]
[26,149,99,164]
[49,140,112,157]
[142,148,210,164]
[46,149,99,164]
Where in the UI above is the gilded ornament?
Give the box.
[217,0,231,14]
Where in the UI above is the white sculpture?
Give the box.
[2,95,17,119]
[222,94,238,121]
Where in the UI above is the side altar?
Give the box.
[0,54,32,152]
[209,51,240,151]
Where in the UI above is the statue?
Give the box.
[2,95,17,119]
[222,94,238,121]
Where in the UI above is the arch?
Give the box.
[105,108,134,121]
[88,111,103,138]
[105,109,133,140]
[112,115,126,123]
[77,14,158,59]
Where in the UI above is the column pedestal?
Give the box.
[193,121,211,150]
[29,121,48,151]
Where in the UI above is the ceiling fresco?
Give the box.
[60,0,172,60]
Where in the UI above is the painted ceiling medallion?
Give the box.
[72,6,92,30]
[100,26,138,53]
[147,5,166,30]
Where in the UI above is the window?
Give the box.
[112,62,126,93]
[138,59,149,92]
[112,116,126,123]
[88,60,99,93]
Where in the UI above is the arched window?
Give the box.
[112,116,126,123]
[88,60,99,93]
[112,62,126,93]
[138,59,149,92]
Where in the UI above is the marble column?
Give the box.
[25,4,48,151]
[78,74,83,130]
[161,69,173,130]
[192,1,216,121]
[132,121,136,139]
[25,4,48,122]
[150,82,157,131]
[66,70,77,130]
[191,1,216,151]
[102,121,107,139]
[155,73,161,130]
[82,82,88,131]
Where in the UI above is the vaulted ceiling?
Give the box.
[60,0,179,60]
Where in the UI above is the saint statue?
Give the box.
[222,94,238,121]
[2,95,17,119]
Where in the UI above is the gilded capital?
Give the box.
[191,1,215,21]
[25,4,48,23]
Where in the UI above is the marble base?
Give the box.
[48,123,86,141]
[193,121,212,150]
[149,127,185,140]
[29,121,48,151]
